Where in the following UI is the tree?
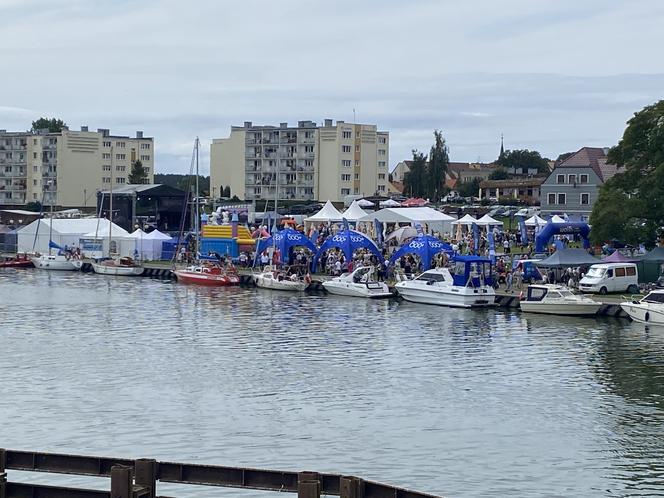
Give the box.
[590,99,664,246]
[497,149,550,174]
[402,150,428,197]
[556,152,575,163]
[456,178,481,198]
[128,159,148,184]
[31,117,66,133]
[427,130,449,201]
[223,186,231,197]
[488,168,509,180]
[24,201,42,212]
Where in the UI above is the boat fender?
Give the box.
[645,312,650,322]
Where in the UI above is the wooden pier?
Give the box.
[0,448,444,498]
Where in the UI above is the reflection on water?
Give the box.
[1,270,664,497]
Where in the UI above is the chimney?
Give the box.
[244,121,252,128]
[280,122,287,128]
[337,120,344,125]
[81,125,88,132]
[136,131,143,138]
[324,119,332,127]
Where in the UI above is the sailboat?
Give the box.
[173,138,240,286]
[30,181,82,271]
[91,147,144,276]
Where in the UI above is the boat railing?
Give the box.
[0,448,444,498]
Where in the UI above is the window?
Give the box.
[342,145,351,153]
[556,174,565,184]
[116,165,125,172]
[33,166,38,172]
[354,173,359,180]
[580,174,588,183]
[378,149,386,156]
[548,193,556,204]
[378,161,386,167]
[140,143,150,149]
[557,193,566,204]
[378,173,386,180]
[354,160,359,166]
[342,131,352,139]
[377,185,386,192]
[103,165,111,171]
[341,188,350,195]
[568,174,576,184]
[626,266,636,276]
[341,174,351,181]
[115,154,126,160]
[103,141,111,147]
[33,139,37,145]
[102,153,111,159]
[304,145,314,153]
[144,167,149,174]
[615,267,626,277]
[379,137,387,144]
[580,193,589,205]
[116,141,125,148]
[33,152,37,159]
[341,160,351,167]
[102,177,111,183]
[33,179,37,186]
[355,145,360,152]
[116,177,125,184]
[140,155,150,161]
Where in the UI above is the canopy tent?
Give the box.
[255,228,317,266]
[451,214,478,226]
[311,230,382,272]
[358,207,455,235]
[131,229,173,260]
[379,198,401,207]
[385,226,418,244]
[401,197,428,207]
[81,224,135,258]
[16,218,133,256]
[525,215,548,227]
[341,200,369,222]
[356,198,375,208]
[603,251,637,263]
[304,201,343,224]
[476,214,503,227]
[534,248,599,268]
[388,235,454,270]
[549,215,566,223]
[641,246,664,262]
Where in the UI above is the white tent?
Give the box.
[379,198,401,207]
[132,229,172,260]
[385,226,418,243]
[356,198,374,208]
[476,214,503,227]
[304,200,344,224]
[451,214,478,226]
[342,200,369,222]
[16,218,130,255]
[525,215,547,227]
[358,207,455,235]
[550,215,566,223]
[81,223,134,258]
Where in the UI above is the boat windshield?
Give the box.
[586,267,605,278]
[643,292,664,304]
[416,272,445,283]
[558,289,576,298]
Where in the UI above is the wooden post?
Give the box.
[340,476,364,498]
[135,459,157,498]
[111,465,133,498]
[0,449,6,498]
[298,471,320,498]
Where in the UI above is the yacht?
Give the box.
[323,266,392,298]
[620,290,664,325]
[31,254,82,271]
[174,264,240,286]
[395,256,495,308]
[519,284,601,316]
[253,266,308,292]
[91,257,144,276]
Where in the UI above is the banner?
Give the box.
[487,230,496,263]
[472,223,479,255]
[374,219,383,247]
[518,216,528,244]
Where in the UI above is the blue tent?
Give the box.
[255,228,317,263]
[388,235,454,270]
[450,255,495,287]
[312,230,382,272]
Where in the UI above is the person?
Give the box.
[260,252,269,267]
[506,270,513,293]
[503,238,510,254]
[334,259,342,276]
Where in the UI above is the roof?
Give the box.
[480,178,545,189]
[341,200,369,221]
[98,184,186,196]
[555,147,616,181]
[358,207,455,224]
[17,218,128,236]
[535,248,600,268]
[304,200,344,222]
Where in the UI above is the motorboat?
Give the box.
[0,254,34,268]
[31,254,82,271]
[253,266,308,292]
[174,264,240,286]
[91,257,144,276]
[620,290,664,325]
[322,266,392,298]
[395,256,495,308]
[519,284,601,316]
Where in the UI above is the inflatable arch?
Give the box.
[534,222,590,253]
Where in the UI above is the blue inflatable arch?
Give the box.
[311,230,383,272]
[535,222,590,252]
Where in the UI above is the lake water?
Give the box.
[1,269,663,497]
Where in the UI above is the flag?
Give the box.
[374,219,383,247]
[342,217,350,232]
[518,216,528,244]
[309,229,319,245]
[472,223,479,255]
[48,240,63,250]
[487,230,496,263]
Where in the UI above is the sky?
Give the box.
[1,0,663,175]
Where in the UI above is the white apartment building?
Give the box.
[210,119,389,202]
[0,126,154,208]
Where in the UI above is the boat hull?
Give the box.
[620,302,664,325]
[520,302,601,316]
[396,283,495,308]
[91,262,144,276]
[322,281,392,298]
[253,274,307,292]
[30,256,82,271]
[174,270,240,286]
[0,259,34,268]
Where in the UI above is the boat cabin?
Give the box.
[526,285,575,302]
[450,256,494,287]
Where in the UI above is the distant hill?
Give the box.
[154,174,210,195]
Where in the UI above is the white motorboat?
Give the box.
[395,256,495,308]
[322,266,392,298]
[620,290,664,325]
[519,284,601,316]
[92,257,144,276]
[253,266,308,292]
[31,254,82,271]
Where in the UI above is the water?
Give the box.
[1,270,664,497]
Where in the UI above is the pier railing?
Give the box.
[0,449,443,498]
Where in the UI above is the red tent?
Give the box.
[401,197,428,207]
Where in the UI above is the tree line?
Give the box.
[402,130,449,200]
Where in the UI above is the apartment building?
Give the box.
[0,126,154,208]
[210,119,389,202]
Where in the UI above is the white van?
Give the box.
[579,263,639,294]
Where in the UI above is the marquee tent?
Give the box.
[356,198,375,208]
[534,248,599,268]
[311,230,382,272]
[451,214,478,226]
[641,246,664,262]
[131,229,172,260]
[341,200,369,222]
[385,226,418,243]
[358,207,455,235]
[602,251,637,263]
[549,215,566,223]
[388,235,454,270]
[476,214,503,227]
[379,198,401,207]
[81,224,135,258]
[304,201,343,224]
[525,215,547,227]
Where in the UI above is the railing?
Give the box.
[0,449,443,498]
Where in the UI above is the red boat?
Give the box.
[0,254,35,268]
[173,264,240,286]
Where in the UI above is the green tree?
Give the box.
[24,201,42,212]
[590,99,664,246]
[403,150,428,197]
[427,130,449,201]
[488,168,509,180]
[31,117,66,133]
[223,186,231,197]
[556,152,575,163]
[497,149,550,174]
[154,174,210,194]
[128,159,148,184]
[456,178,481,198]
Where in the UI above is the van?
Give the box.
[579,263,639,294]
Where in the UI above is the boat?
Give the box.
[519,284,601,316]
[322,266,392,298]
[395,256,495,308]
[174,263,240,286]
[0,254,34,268]
[31,253,82,271]
[253,266,308,292]
[91,257,144,276]
[620,290,664,325]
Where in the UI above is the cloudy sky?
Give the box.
[1,0,663,174]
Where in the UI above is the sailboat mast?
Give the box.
[195,137,200,258]
[109,146,114,256]
[48,181,53,256]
